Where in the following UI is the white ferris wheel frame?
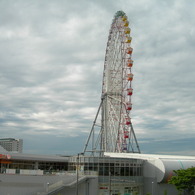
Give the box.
[83,11,140,155]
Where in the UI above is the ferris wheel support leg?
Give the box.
[83,99,103,154]
[130,123,141,153]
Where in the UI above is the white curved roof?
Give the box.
[104,152,195,160]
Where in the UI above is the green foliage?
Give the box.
[168,167,195,194]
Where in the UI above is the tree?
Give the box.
[168,167,195,194]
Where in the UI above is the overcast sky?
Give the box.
[0,0,194,156]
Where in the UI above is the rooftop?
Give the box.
[104,152,195,160]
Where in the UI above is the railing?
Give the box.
[99,176,143,184]
[66,170,98,176]
[32,172,98,195]
[3,168,99,177]
[4,168,44,175]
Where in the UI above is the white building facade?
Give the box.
[0,138,23,153]
[0,151,195,195]
[105,153,195,195]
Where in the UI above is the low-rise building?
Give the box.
[0,149,195,195]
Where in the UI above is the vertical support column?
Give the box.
[35,161,39,170]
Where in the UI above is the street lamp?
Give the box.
[76,153,84,195]
[151,181,154,195]
[46,182,50,192]
[109,171,111,195]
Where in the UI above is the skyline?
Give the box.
[0,0,195,156]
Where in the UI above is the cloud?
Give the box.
[0,0,194,155]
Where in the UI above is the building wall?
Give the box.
[143,159,191,195]
[143,177,179,195]
[68,156,144,195]
[1,153,194,195]
[0,138,23,153]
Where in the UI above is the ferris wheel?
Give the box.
[84,11,140,154]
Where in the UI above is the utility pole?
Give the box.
[109,171,111,195]
[76,154,79,195]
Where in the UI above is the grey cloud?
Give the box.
[0,0,194,155]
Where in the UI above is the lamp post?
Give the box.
[46,182,50,192]
[151,181,154,195]
[76,153,84,195]
[109,171,111,195]
[76,154,79,195]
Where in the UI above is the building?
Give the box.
[104,152,195,195]
[68,154,144,195]
[0,138,23,153]
[0,147,195,195]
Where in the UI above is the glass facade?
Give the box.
[68,156,144,195]
[68,156,143,176]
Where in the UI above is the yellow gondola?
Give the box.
[124,27,131,34]
[125,36,132,43]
